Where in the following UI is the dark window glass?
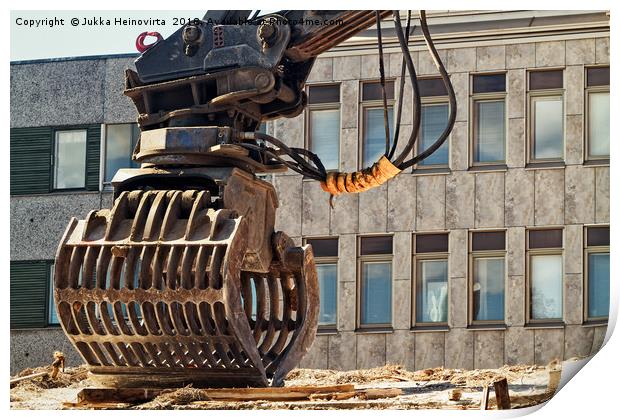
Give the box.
[362,81,395,101]
[308,84,340,104]
[360,236,393,255]
[307,238,339,258]
[472,74,506,94]
[529,70,563,90]
[416,233,449,253]
[587,226,610,247]
[529,229,563,249]
[587,67,610,87]
[419,78,448,97]
[472,231,505,251]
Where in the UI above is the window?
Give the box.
[104,123,140,185]
[413,233,449,326]
[307,85,341,170]
[528,70,564,162]
[306,238,338,329]
[54,129,87,189]
[585,226,609,321]
[358,236,392,328]
[527,229,563,323]
[361,81,395,168]
[470,231,505,324]
[586,67,610,161]
[471,74,506,166]
[417,78,449,168]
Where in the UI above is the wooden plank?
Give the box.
[10,371,48,386]
[358,388,403,400]
[493,378,511,410]
[480,385,490,410]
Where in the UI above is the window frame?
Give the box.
[584,66,610,163]
[412,232,449,328]
[584,225,610,323]
[305,83,342,172]
[469,72,508,168]
[100,123,140,191]
[468,230,507,326]
[525,227,564,325]
[527,68,566,164]
[52,128,88,191]
[415,93,451,170]
[357,235,394,331]
[304,236,339,332]
[359,80,396,170]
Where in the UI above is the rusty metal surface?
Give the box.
[54,173,318,388]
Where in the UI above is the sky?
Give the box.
[10,10,205,61]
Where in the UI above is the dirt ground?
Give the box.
[10,363,557,410]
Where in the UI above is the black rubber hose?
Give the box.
[375,11,391,156]
[399,10,457,169]
[388,10,413,160]
[392,10,421,167]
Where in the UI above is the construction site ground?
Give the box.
[10,363,559,410]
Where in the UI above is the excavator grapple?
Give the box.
[54,168,318,387]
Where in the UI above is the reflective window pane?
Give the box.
[474,100,505,163]
[54,130,87,189]
[588,92,610,157]
[416,259,448,323]
[363,107,394,167]
[105,124,139,183]
[530,254,563,320]
[419,103,449,166]
[309,109,340,170]
[361,262,392,325]
[532,97,563,160]
[48,264,59,325]
[473,74,506,93]
[588,253,610,318]
[317,264,337,325]
[473,257,505,321]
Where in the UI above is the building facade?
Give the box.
[10,10,610,374]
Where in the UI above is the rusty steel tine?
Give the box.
[114,342,140,367]
[85,301,107,336]
[168,301,190,336]
[95,246,112,289]
[100,341,124,366]
[196,341,217,368]
[129,191,152,241]
[74,342,103,366]
[194,246,209,289]
[142,191,167,240]
[154,342,176,367]
[197,302,216,335]
[258,272,280,354]
[111,301,133,336]
[56,301,79,335]
[127,301,148,336]
[140,301,162,336]
[165,246,182,290]
[99,302,120,336]
[160,190,182,240]
[104,191,129,240]
[183,302,203,335]
[267,274,293,359]
[138,245,155,290]
[185,191,210,240]
[128,342,152,367]
[209,245,225,290]
[81,246,98,289]
[88,341,118,366]
[180,246,197,289]
[123,246,138,290]
[108,255,123,290]
[253,275,268,343]
[67,246,86,289]
[143,342,164,365]
[154,302,176,336]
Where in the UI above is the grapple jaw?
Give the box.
[53,168,318,388]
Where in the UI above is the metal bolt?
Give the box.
[183,25,201,43]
